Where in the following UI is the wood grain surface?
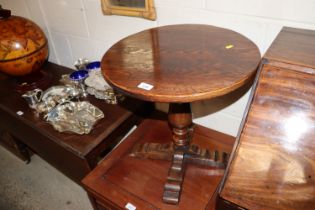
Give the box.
[219,64,315,210]
[101,24,261,103]
[264,27,315,69]
[82,118,236,210]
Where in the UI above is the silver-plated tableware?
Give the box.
[34,86,80,114]
[42,85,80,103]
[59,74,78,87]
[69,70,89,97]
[22,88,43,109]
[84,70,124,104]
[74,58,89,70]
[45,101,104,134]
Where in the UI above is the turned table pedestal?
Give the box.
[101,24,261,204]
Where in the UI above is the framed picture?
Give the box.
[101,0,156,20]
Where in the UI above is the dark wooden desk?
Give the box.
[0,62,150,184]
[82,118,235,210]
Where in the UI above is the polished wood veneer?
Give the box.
[264,27,315,69]
[218,27,315,210]
[0,62,150,184]
[102,24,261,103]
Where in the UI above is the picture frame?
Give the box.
[101,0,156,21]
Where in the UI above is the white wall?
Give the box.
[1,0,315,136]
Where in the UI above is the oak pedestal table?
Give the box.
[101,24,261,204]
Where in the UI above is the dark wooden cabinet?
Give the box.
[218,27,315,209]
[0,62,151,184]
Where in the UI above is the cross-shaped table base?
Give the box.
[130,103,230,204]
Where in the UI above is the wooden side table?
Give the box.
[0,62,151,184]
[99,24,261,204]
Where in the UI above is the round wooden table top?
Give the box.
[102,24,261,103]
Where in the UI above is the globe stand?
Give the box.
[15,69,51,92]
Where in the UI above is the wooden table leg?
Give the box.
[129,103,229,205]
[162,103,192,204]
[163,149,186,204]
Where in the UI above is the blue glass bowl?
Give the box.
[69,70,89,81]
[86,61,101,71]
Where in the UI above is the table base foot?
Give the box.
[130,142,230,204]
[130,142,229,167]
[163,150,185,204]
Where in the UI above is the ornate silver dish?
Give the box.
[74,58,89,70]
[42,86,79,103]
[45,101,104,134]
[35,86,80,114]
[59,74,78,87]
[84,70,124,103]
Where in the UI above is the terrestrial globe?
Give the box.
[0,7,48,76]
